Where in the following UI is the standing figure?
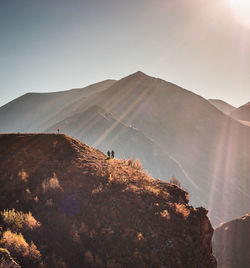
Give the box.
[111,150,115,159]
[107,151,110,159]
[57,126,60,134]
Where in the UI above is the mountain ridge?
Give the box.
[0,71,249,225]
[0,133,217,268]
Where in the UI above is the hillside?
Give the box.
[60,71,250,225]
[231,101,250,122]
[45,104,189,181]
[0,80,115,133]
[0,71,249,226]
[208,99,235,115]
[213,214,250,268]
[0,134,217,267]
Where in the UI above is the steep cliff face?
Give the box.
[213,214,250,268]
[0,134,217,267]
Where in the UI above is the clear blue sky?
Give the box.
[0,0,250,107]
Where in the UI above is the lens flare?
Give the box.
[231,0,250,28]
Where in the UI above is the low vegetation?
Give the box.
[1,209,40,231]
[0,134,216,267]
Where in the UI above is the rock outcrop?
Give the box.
[0,134,217,267]
[213,214,250,268]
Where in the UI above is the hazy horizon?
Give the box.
[1,0,250,107]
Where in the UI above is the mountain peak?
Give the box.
[129,71,149,79]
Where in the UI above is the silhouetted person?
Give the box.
[111,150,115,159]
[107,151,110,159]
[57,126,60,134]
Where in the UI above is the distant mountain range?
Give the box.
[0,79,116,133]
[208,99,235,115]
[0,71,249,226]
[231,101,250,122]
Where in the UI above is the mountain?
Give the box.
[231,101,250,122]
[0,134,217,267]
[45,104,189,181]
[0,80,116,133]
[212,214,250,268]
[0,71,249,226]
[61,71,249,225]
[208,99,235,115]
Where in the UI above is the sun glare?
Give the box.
[231,0,250,28]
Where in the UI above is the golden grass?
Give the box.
[1,209,40,231]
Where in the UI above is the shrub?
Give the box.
[42,173,62,193]
[169,176,181,187]
[1,230,41,263]
[1,230,29,257]
[126,158,143,170]
[1,210,24,231]
[1,209,40,231]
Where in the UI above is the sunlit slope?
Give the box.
[231,101,250,122]
[0,134,217,268]
[0,80,115,132]
[213,214,250,268]
[70,71,250,225]
[208,99,235,115]
[46,104,189,181]
[0,71,249,225]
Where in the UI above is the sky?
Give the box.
[0,0,250,107]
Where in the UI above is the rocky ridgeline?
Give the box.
[0,134,217,267]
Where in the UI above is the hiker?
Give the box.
[107,151,110,159]
[111,150,115,159]
[57,126,60,134]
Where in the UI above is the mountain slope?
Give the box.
[0,71,249,225]
[231,101,250,122]
[45,104,189,181]
[62,71,250,225]
[0,134,217,268]
[0,80,116,132]
[208,99,235,115]
[213,214,250,268]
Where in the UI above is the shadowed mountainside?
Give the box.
[0,80,116,133]
[230,101,250,122]
[208,99,235,115]
[213,214,250,268]
[0,134,217,268]
[45,104,189,182]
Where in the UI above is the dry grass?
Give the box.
[0,134,209,268]
[42,173,63,193]
[1,230,41,262]
[175,204,190,218]
[1,209,40,231]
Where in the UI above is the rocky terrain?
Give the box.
[0,134,217,267]
[213,214,250,268]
